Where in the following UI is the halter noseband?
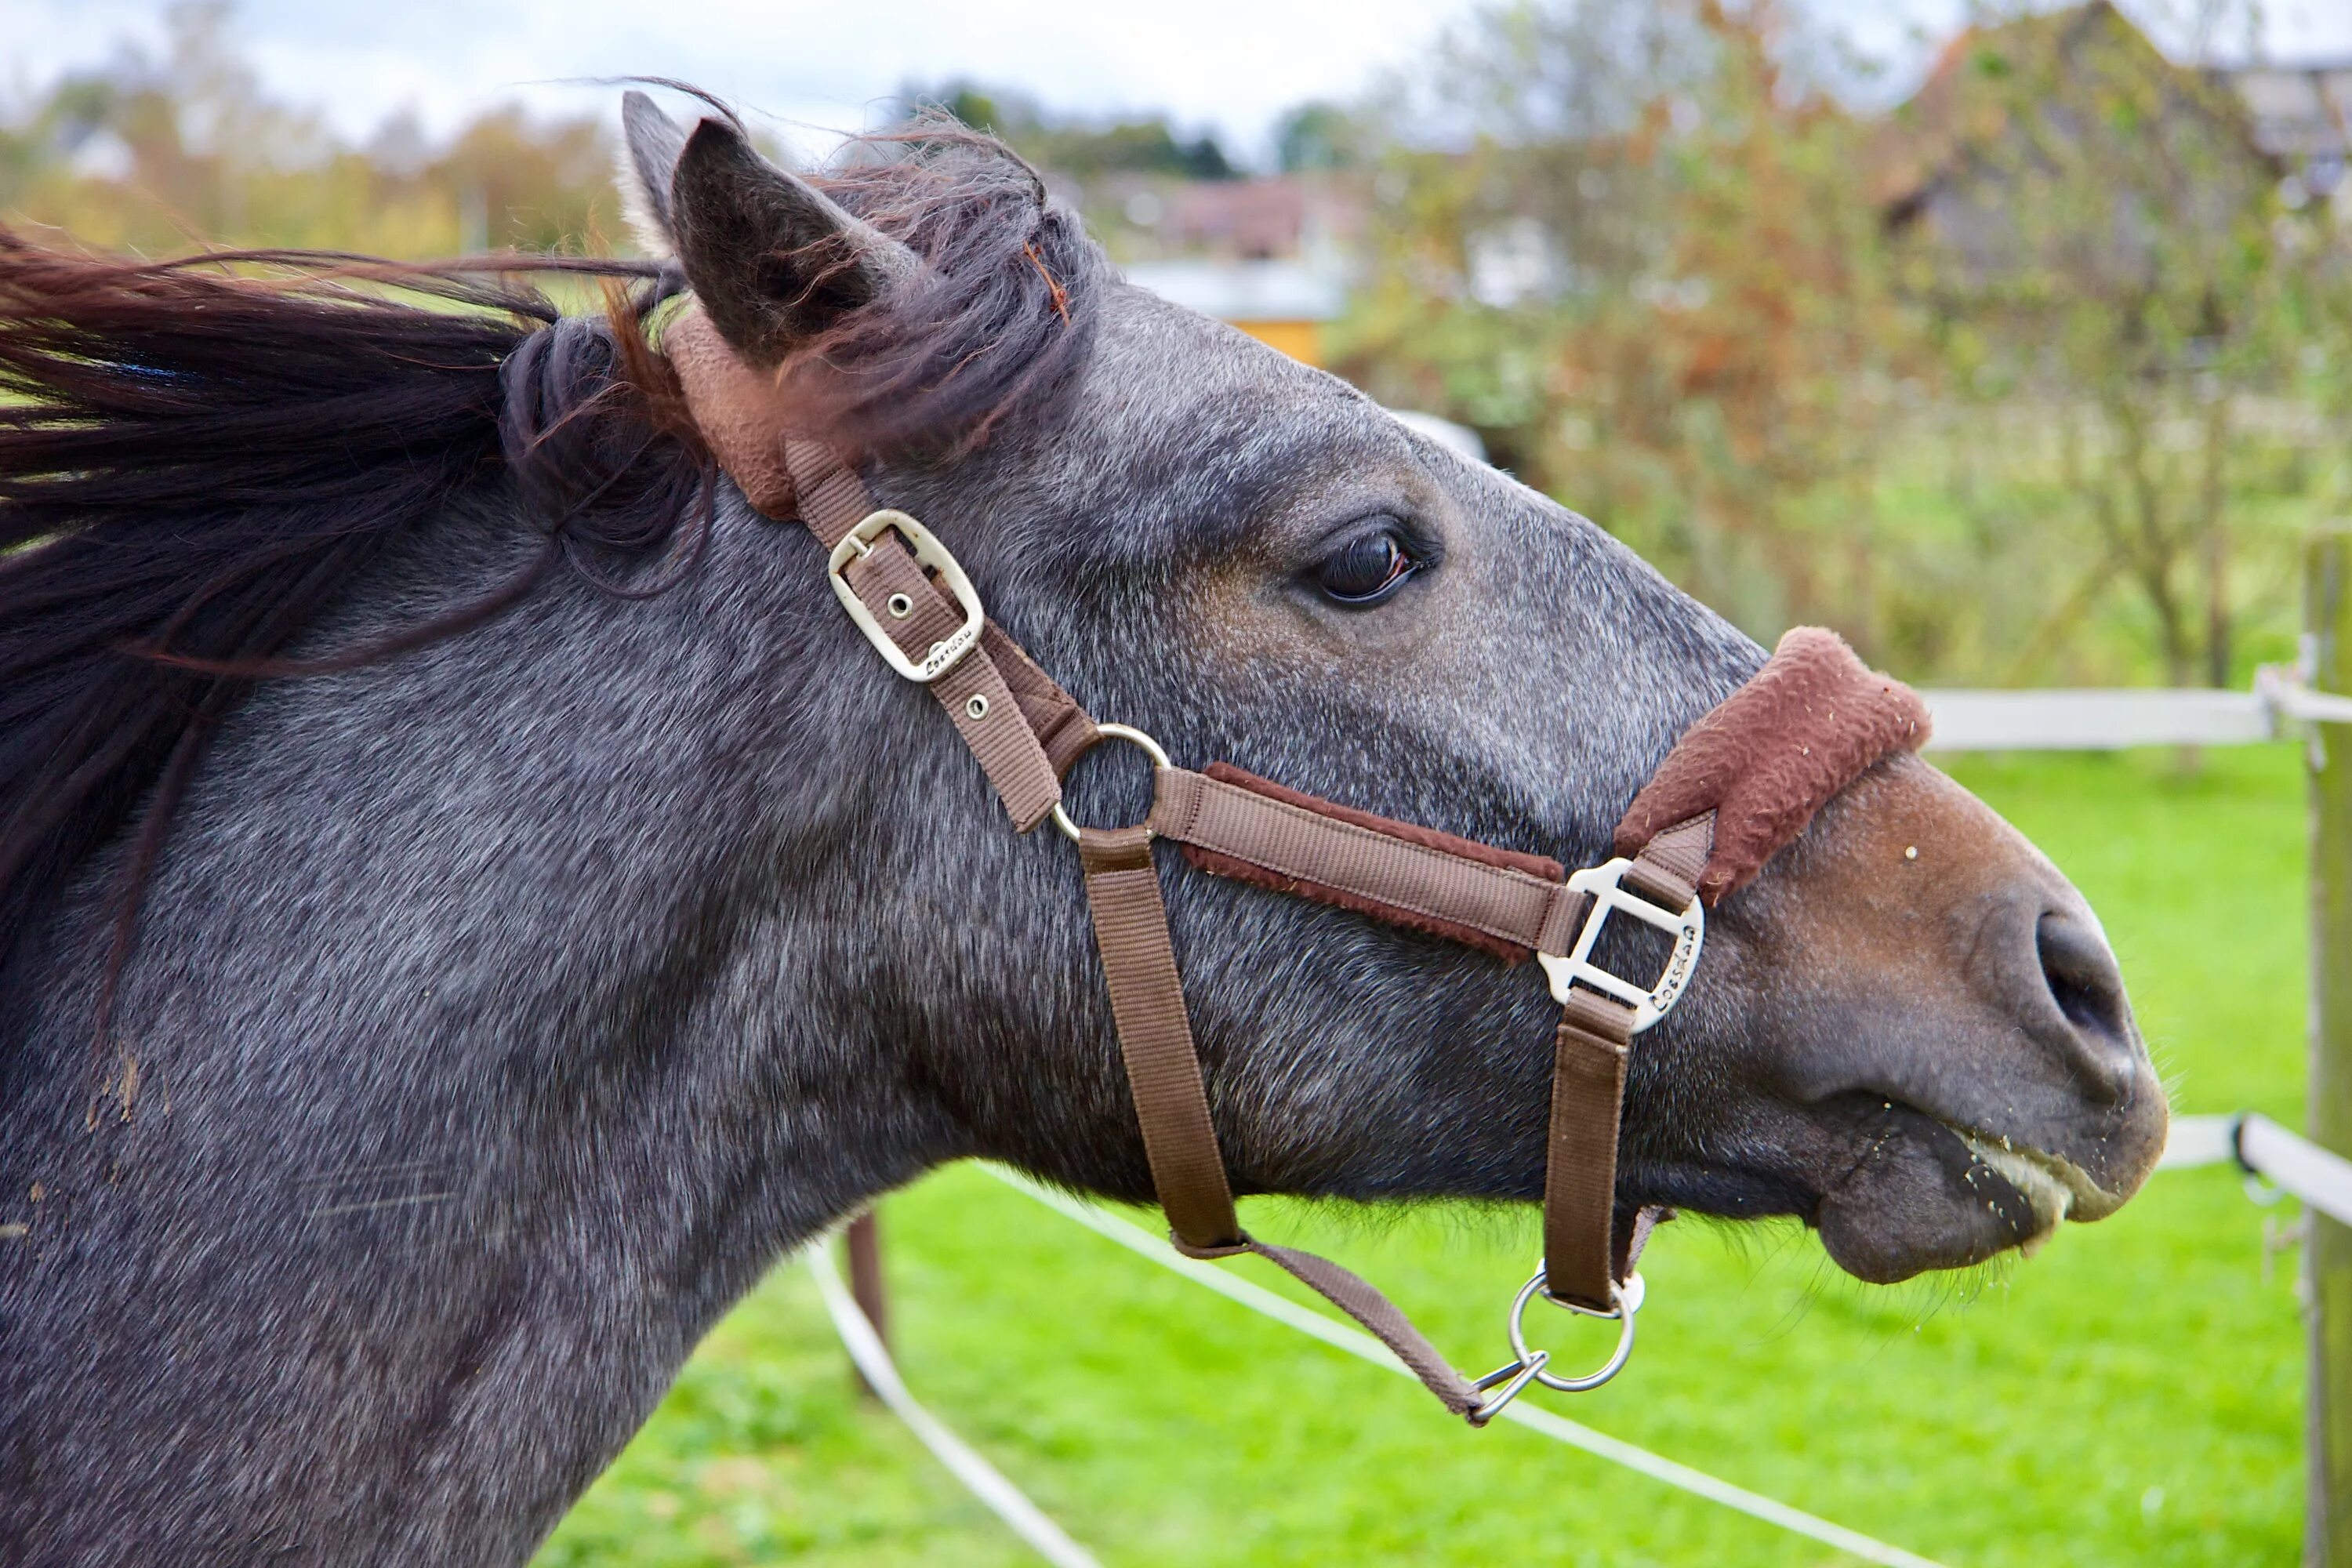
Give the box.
[662,303,1929,1423]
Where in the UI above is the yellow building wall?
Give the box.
[1232,318,1325,367]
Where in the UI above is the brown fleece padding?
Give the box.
[1181,762,1562,964]
[1613,627,1929,905]
[664,307,799,517]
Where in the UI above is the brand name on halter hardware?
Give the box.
[1537,858,1705,1033]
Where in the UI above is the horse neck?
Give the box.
[1,496,956,1562]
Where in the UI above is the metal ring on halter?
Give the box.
[1507,1266,1642,1393]
[1051,724,1173,843]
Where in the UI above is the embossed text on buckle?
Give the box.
[825,509,985,683]
[1536,858,1704,1033]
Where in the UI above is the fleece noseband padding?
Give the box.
[1614,627,1931,906]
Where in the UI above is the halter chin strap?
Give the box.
[660,302,1929,1423]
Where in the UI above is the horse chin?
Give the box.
[1806,1100,2129,1284]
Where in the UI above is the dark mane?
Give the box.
[0,109,1105,1014]
[0,240,699,999]
[780,112,1109,456]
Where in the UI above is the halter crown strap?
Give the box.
[664,304,1098,827]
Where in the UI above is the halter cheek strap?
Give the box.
[659,301,1929,1424]
[662,312,1100,825]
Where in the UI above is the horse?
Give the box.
[0,93,2165,1564]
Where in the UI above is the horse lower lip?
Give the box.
[1946,1123,2122,1229]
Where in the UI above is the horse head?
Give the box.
[623,96,2165,1287]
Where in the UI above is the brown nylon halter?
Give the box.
[660,302,1929,1423]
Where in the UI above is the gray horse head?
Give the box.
[0,91,2163,1563]
[619,92,2163,1267]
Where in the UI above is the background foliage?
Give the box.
[7,0,2347,686]
[1335,0,2352,684]
[0,3,614,259]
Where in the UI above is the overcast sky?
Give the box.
[5,0,2348,166]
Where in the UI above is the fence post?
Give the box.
[2309,529,2352,1568]
[846,1209,889,1400]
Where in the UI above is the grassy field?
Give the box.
[538,746,2310,1568]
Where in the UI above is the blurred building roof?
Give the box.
[1086,172,1369,270]
[1877,2,2347,218]
[2212,61,2350,203]
[1151,177,1348,261]
[2216,63,2352,156]
[1873,2,2261,216]
[1120,259,1345,323]
[1871,0,2285,285]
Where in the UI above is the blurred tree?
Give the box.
[1882,1,2294,687]
[901,80,1238,180]
[1338,0,2344,684]
[428,109,612,255]
[0,1,620,259]
[1338,0,1914,646]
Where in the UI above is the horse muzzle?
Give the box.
[1734,753,2169,1283]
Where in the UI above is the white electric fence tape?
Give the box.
[982,1164,1952,1568]
[818,1120,2344,1568]
[2160,1112,2352,1227]
[2156,1114,2241,1171]
[1916,672,2352,751]
[804,1239,1103,1568]
[2238,1115,2352,1226]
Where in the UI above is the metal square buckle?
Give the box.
[1537,859,1704,1033]
[825,510,985,684]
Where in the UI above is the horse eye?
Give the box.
[1314,527,1419,606]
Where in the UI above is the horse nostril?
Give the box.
[2035,913,2130,1049]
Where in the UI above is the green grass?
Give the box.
[539,747,2310,1568]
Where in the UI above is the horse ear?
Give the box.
[665,114,919,365]
[617,91,688,259]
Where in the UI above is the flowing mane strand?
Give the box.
[0,238,703,996]
[773,111,1108,456]
[0,110,1105,1012]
